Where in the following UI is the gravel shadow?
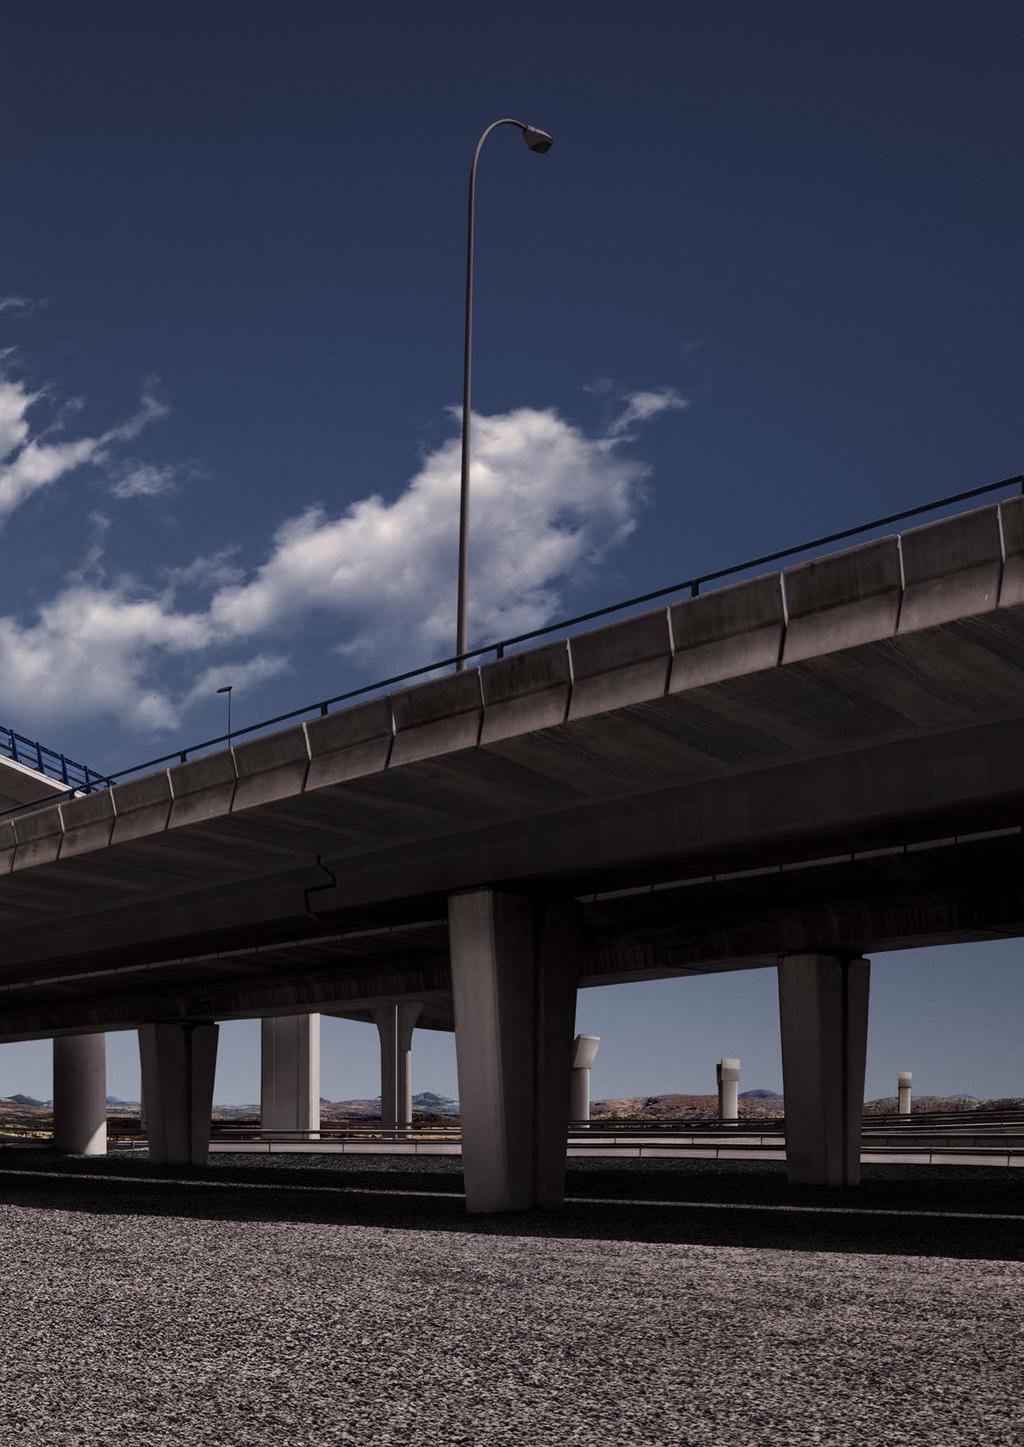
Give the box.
[0,1150,1020,1260]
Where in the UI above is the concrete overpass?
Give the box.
[1,495,1022,1209]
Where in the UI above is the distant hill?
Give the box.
[3,1093,48,1107]
[592,1092,1024,1121]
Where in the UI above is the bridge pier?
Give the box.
[716,1057,741,1124]
[449,889,578,1213]
[52,1033,107,1156]
[261,1014,320,1134]
[778,954,870,1186]
[570,1034,600,1125]
[372,1002,423,1130]
[139,1022,218,1166]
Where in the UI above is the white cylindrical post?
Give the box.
[52,1034,108,1156]
[897,1070,912,1116]
[717,1057,741,1123]
[570,1035,600,1125]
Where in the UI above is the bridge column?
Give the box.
[52,1033,107,1156]
[570,1035,600,1125]
[449,889,578,1213]
[138,1022,218,1166]
[717,1057,741,1124]
[778,954,870,1186]
[261,1014,321,1134]
[898,1070,912,1115]
[372,1002,423,1129]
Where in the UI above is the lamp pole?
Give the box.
[216,684,233,744]
[455,118,553,671]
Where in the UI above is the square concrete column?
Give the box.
[717,1057,741,1123]
[372,1002,423,1130]
[449,889,578,1214]
[52,1033,107,1156]
[138,1022,218,1166]
[261,1014,321,1134]
[897,1070,912,1115]
[778,954,870,1186]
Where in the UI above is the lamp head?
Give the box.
[521,125,553,154]
[216,685,232,695]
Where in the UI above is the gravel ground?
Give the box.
[0,1153,1020,1446]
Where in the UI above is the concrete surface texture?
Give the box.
[0,1153,1019,1446]
[139,1022,218,1166]
[570,1034,600,1122]
[716,1057,740,1122]
[51,1033,106,1156]
[261,1014,320,1134]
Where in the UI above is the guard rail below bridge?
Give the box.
[92,1111,1024,1167]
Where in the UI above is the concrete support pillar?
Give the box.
[570,1035,601,1124]
[778,954,870,1186]
[449,888,579,1214]
[52,1033,107,1156]
[372,1002,423,1129]
[138,1022,218,1166]
[897,1070,912,1116]
[261,1014,321,1134]
[717,1057,741,1123]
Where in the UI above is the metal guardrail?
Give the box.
[0,725,101,793]
[2,471,1021,824]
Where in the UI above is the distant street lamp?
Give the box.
[455,118,553,671]
[216,684,233,744]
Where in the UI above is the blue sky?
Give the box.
[1,2,1022,1101]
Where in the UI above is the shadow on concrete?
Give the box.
[0,1151,1020,1261]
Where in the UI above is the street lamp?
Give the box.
[455,118,554,671]
[216,684,233,744]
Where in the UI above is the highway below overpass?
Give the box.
[0,492,1022,1210]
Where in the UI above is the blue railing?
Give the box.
[0,469,1021,823]
[0,724,104,794]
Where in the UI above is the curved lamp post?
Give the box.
[455,118,553,671]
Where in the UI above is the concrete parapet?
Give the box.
[783,537,902,663]
[12,805,63,870]
[669,574,784,691]
[390,672,483,766]
[304,697,392,789]
[110,771,173,844]
[168,751,237,829]
[999,495,1024,608]
[58,790,115,858]
[479,641,571,744]
[233,727,310,809]
[899,504,1003,633]
[568,608,672,720]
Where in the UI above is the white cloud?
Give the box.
[0,297,35,314]
[0,390,687,735]
[0,370,168,523]
[607,387,690,438]
[112,460,182,498]
[209,403,649,657]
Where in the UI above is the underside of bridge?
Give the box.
[1,498,1021,1208]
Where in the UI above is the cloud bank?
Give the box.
[0,376,687,736]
